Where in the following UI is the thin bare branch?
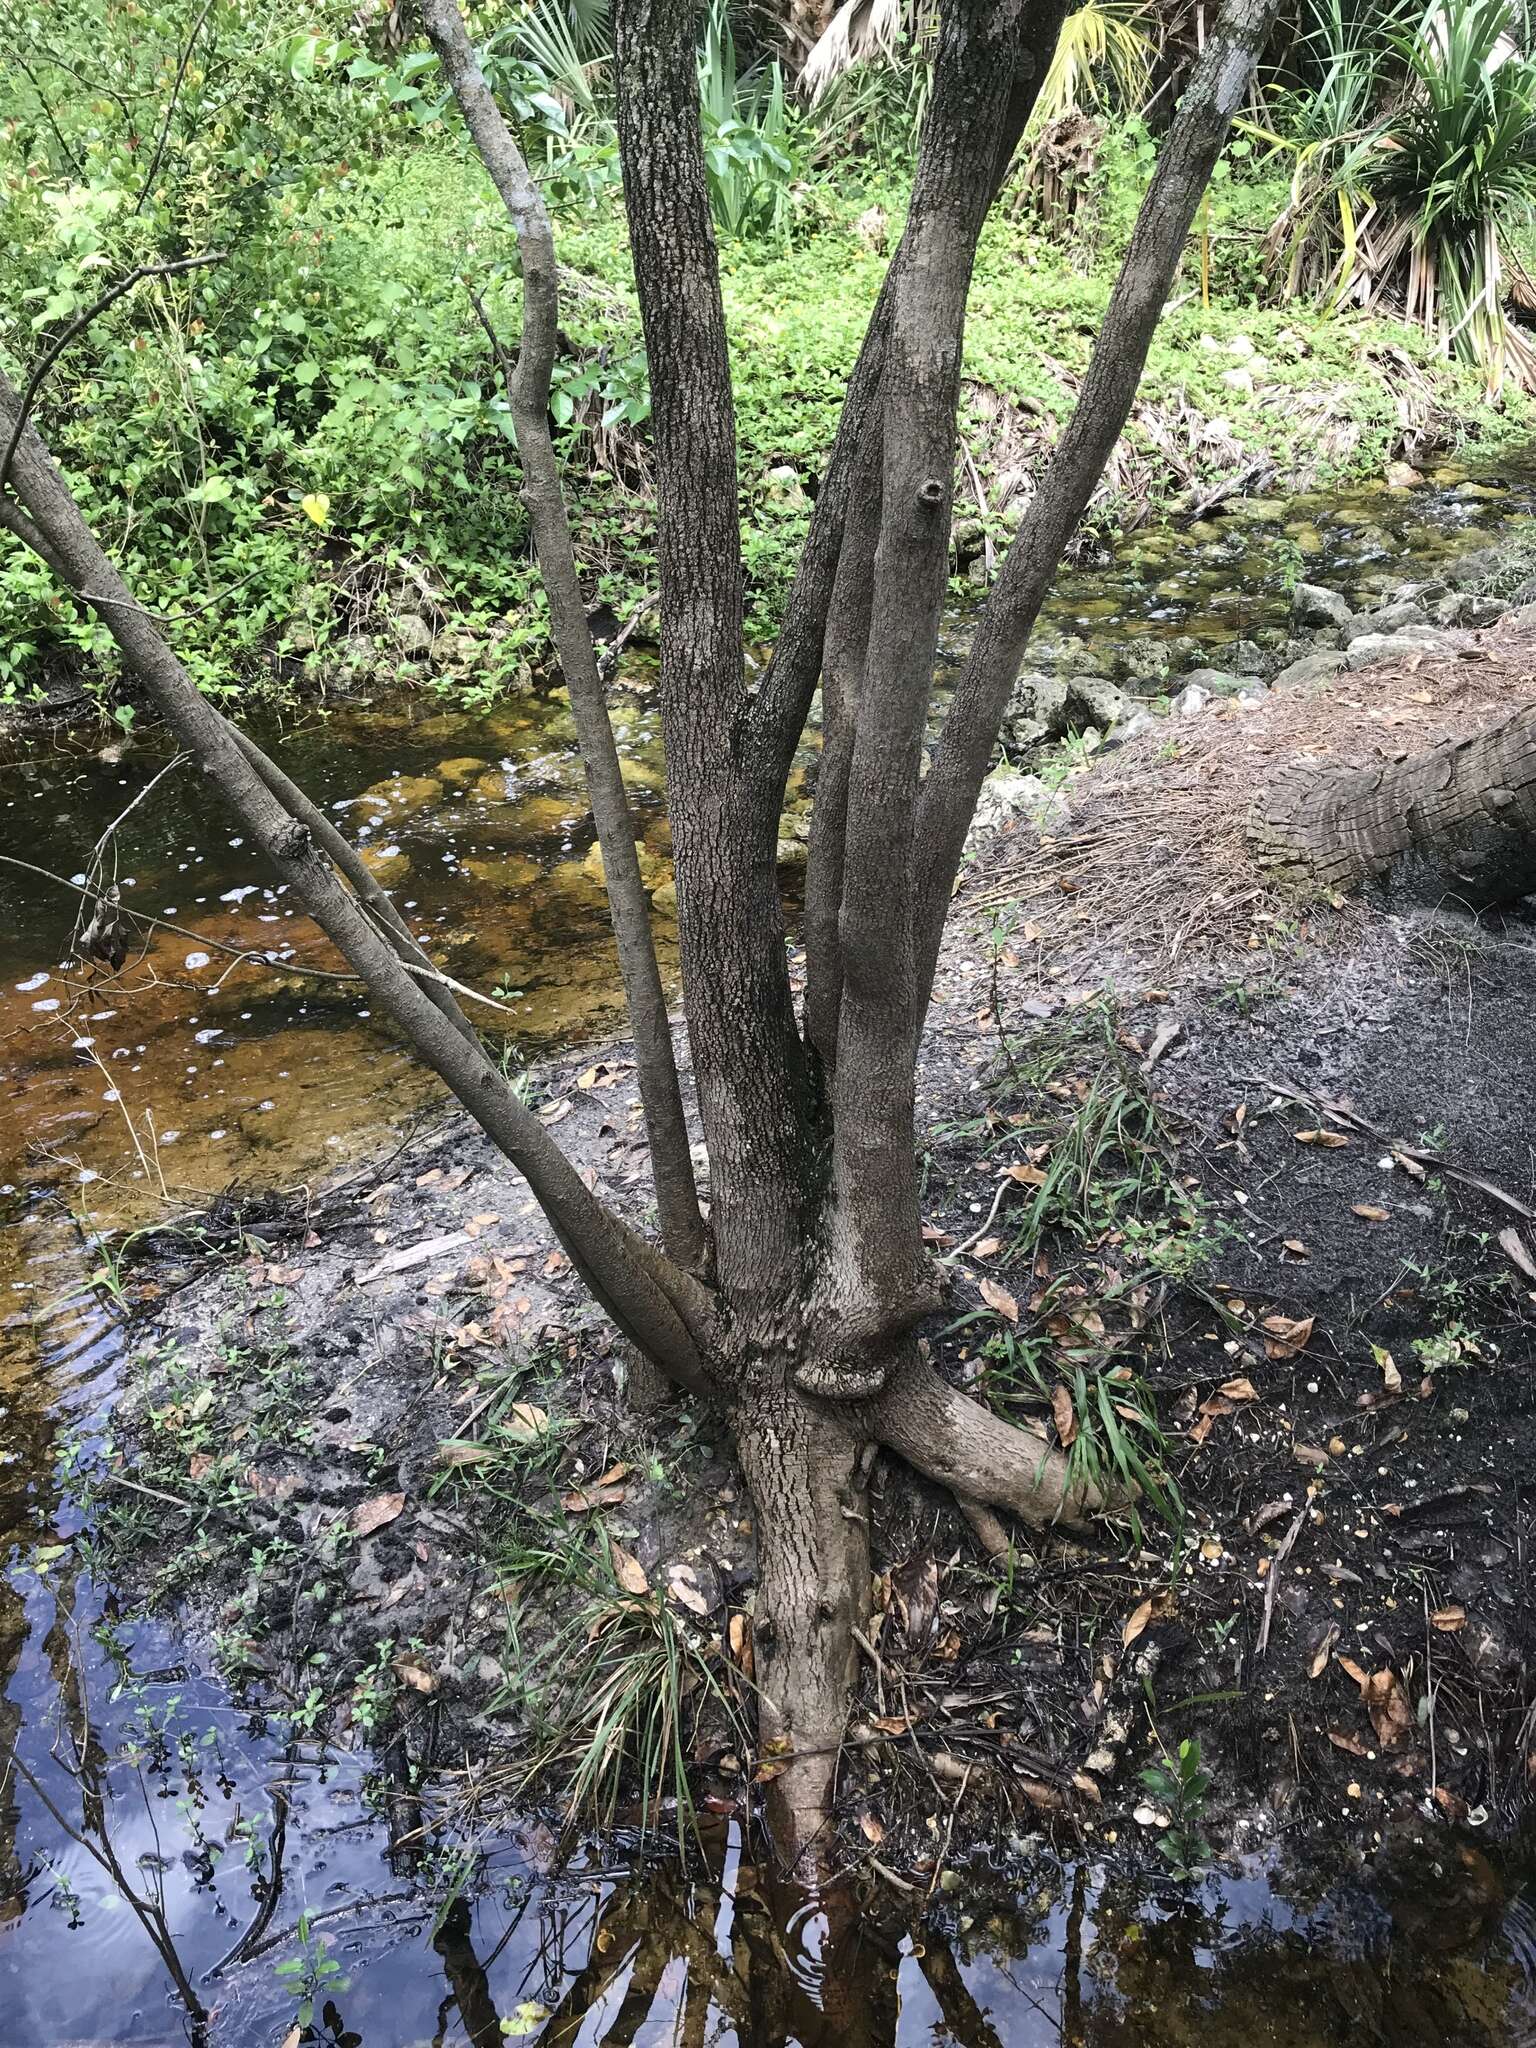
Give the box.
[132,0,216,214]
[0,253,225,499]
[423,0,707,1273]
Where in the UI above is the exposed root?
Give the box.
[867,1348,1101,1527]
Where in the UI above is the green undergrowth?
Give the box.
[5,105,1525,721]
[933,1001,1236,1541]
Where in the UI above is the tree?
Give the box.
[0,0,1278,1859]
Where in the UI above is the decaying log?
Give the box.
[1248,701,1536,901]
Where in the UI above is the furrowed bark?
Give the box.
[613,0,814,1334]
[732,1383,869,1861]
[829,0,1043,1331]
[913,0,1282,1016]
[421,0,707,1275]
[1248,700,1536,899]
[0,373,717,1394]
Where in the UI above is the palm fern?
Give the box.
[1270,0,1536,394]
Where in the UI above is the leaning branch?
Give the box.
[0,369,719,1394]
[422,0,706,1274]
[912,0,1282,1015]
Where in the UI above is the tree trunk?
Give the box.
[1248,700,1536,902]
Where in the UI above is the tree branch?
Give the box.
[741,1,1069,814]
[912,0,1282,1017]
[826,0,1050,1320]
[612,0,815,1331]
[421,0,707,1274]
[0,368,719,1395]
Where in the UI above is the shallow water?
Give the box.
[4,459,1536,2044]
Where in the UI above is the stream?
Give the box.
[3,458,1536,2043]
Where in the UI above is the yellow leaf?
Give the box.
[299,490,330,528]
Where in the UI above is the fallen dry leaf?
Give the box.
[1262,1312,1315,1360]
[666,1563,710,1617]
[1308,1622,1340,1679]
[1375,1347,1402,1394]
[188,1452,215,1483]
[1328,1727,1370,1757]
[1219,1375,1259,1402]
[1498,1225,1536,1282]
[1052,1383,1078,1447]
[979,1277,1019,1323]
[561,1483,627,1513]
[1005,1161,1049,1187]
[1123,1596,1155,1646]
[609,1543,650,1597]
[728,1611,755,1681]
[1352,1203,1391,1223]
[1293,1441,1330,1468]
[859,1810,886,1845]
[1282,1237,1310,1259]
[1430,1604,1467,1632]
[392,1655,437,1694]
[1362,1667,1414,1750]
[1296,1128,1351,1148]
[351,1491,406,1538]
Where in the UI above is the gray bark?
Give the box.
[421,0,707,1274]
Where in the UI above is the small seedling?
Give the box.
[1139,1735,1214,1879]
[274,1912,351,2031]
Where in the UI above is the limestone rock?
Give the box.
[1272,649,1347,691]
[1342,599,1428,644]
[1344,628,1455,671]
[1178,667,1245,696]
[968,767,1072,843]
[1292,582,1352,629]
[390,612,434,656]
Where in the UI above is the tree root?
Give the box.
[867,1349,1103,1528]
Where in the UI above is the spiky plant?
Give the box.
[1271,0,1536,393]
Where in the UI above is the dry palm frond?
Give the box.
[800,0,908,101]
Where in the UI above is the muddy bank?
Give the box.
[76,624,1536,1902]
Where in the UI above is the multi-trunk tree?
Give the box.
[1,0,1281,1854]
